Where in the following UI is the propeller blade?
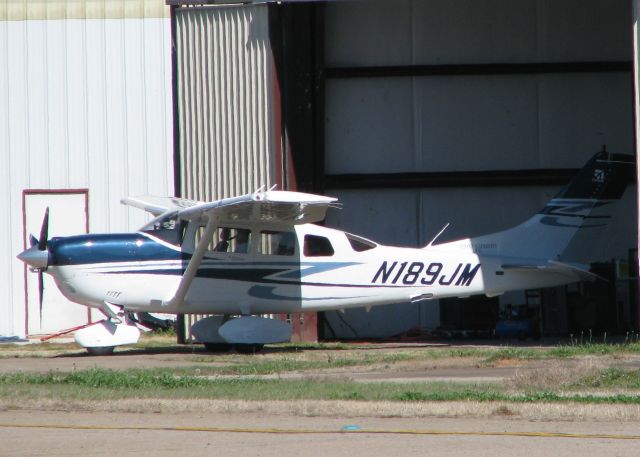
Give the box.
[29,234,38,248]
[38,271,44,327]
[37,207,49,251]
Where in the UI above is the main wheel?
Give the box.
[203,342,232,353]
[233,344,264,354]
[86,346,115,356]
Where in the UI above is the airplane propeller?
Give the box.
[17,208,50,326]
[36,208,49,325]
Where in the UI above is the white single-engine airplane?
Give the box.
[18,151,634,354]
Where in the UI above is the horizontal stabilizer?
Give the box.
[502,260,601,282]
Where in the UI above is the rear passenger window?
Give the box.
[304,235,334,257]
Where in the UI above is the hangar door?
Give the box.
[23,191,90,336]
[321,0,634,338]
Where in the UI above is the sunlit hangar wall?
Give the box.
[317,0,637,338]
[0,0,174,337]
[169,3,300,342]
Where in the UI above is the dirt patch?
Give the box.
[491,358,527,367]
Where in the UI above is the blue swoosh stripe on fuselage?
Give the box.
[115,267,293,283]
[102,266,410,289]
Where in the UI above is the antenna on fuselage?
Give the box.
[426,222,450,247]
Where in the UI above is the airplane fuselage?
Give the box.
[17,153,633,351]
[45,223,571,316]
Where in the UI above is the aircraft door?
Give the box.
[23,190,90,335]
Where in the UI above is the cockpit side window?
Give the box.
[304,235,334,257]
[141,212,185,246]
[259,230,296,256]
[194,226,252,254]
[215,228,251,253]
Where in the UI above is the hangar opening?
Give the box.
[168,0,638,342]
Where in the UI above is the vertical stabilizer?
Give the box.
[457,151,634,261]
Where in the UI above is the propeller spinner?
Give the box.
[17,208,51,270]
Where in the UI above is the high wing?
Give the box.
[169,189,339,308]
[123,190,338,224]
[177,189,339,225]
[121,195,201,216]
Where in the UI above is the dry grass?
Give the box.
[507,357,607,391]
[3,397,640,422]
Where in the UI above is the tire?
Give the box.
[203,343,232,353]
[234,344,264,354]
[86,346,115,356]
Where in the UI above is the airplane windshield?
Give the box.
[346,233,377,252]
[141,211,185,245]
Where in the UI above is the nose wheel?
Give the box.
[85,346,115,356]
[74,317,141,355]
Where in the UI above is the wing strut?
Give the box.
[167,216,217,308]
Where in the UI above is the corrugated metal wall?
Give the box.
[174,4,280,202]
[0,0,174,337]
[173,4,282,341]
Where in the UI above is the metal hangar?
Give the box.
[168,0,637,341]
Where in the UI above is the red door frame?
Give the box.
[22,189,90,336]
